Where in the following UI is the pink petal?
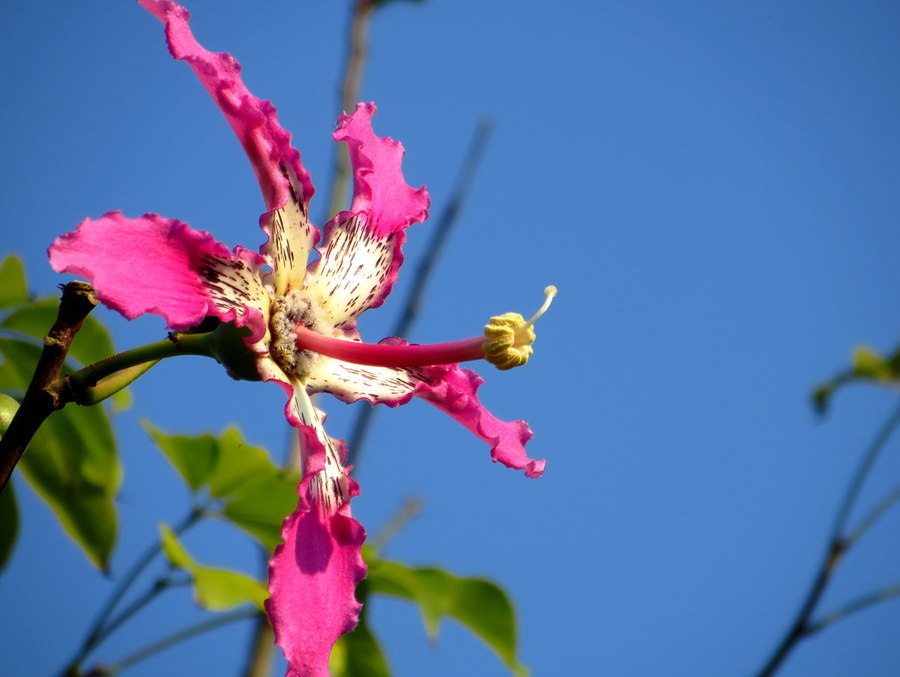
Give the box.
[304,340,546,478]
[307,104,431,321]
[335,102,429,238]
[137,0,318,290]
[267,426,366,677]
[415,364,546,479]
[49,211,268,335]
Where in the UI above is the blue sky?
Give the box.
[4,1,900,675]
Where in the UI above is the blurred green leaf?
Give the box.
[0,256,28,309]
[211,427,297,548]
[0,394,21,572]
[330,607,390,677]
[367,557,527,676]
[813,343,900,414]
[148,424,298,548]
[0,338,120,570]
[220,473,297,549]
[1,298,116,368]
[145,424,219,492]
[0,479,18,573]
[159,524,267,611]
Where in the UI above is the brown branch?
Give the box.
[0,281,97,493]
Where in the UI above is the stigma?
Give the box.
[292,286,556,371]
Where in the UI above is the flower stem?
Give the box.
[68,332,215,393]
[753,399,900,677]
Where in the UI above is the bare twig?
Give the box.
[0,281,97,492]
[346,119,493,466]
[754,399,900,677]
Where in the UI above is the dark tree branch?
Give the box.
[0,281,97,493]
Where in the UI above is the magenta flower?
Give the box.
[49,1,551,674]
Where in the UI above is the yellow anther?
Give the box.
[483,286,557,370]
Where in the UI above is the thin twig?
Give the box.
[0,282,97,493]
[346,119,493,466]
[368,495,423,555]
[845,484,900,548]
[807,582,900,635]
[61,508,203,676]
[102,608,258,675]
[754,399,900,677]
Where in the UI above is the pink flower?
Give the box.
[49,1,551,674]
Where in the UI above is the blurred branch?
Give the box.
[346,119,493,466]
[239,612,275,677]
[0,281,97,493]
[807,582,900,635]
[754,399,900,677]
[61,507,204,676]
[368,495,423,555]
[845,483,900,548]
[103,607,258,676]
[324,0,377,221]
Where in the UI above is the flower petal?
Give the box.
[49,211,269,333]
[305,104,430,325]
[305,343,546,479]
[416,365,546,479]
[336,102,429,237]
[304,212,402,328]
[266,398,366,677]
[138,0,317,293]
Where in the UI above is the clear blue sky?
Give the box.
[4,1,900,675]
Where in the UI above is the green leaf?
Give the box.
[0,256,28,309]
[147,424,298,548]
[1,298,116,368]
[0,338,120,570]
[145,424,219,492]
[0,394,21,572]
[220,472,297,549]
[0,479,18,573]
[367,557,527,676]
[330,612,390,676]
[159,524,267,611]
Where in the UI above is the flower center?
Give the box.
[292,286,557,370]
[269,289,327,378]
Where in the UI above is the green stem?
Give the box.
[69,332,215,392]
[754,399,900,677]
[104,608,258,675]
[77,360,160,405]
